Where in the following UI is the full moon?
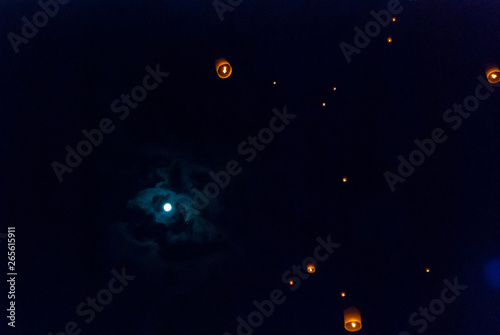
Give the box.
[163,203,172,212]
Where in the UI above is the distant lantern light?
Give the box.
[273,81,277,85]
[163,203,172,212]
[387,37,393,43]
[344,306,362,332]
[342,177,347,183]
[322,102,326,106]
[341,292,346,297]
[215,58,232,79]
[307,263,316,273]
[426,268,430,273]
[289,280,294,286]
[333,86,337,91]
[486,65,500,84]
[392,17,396,21]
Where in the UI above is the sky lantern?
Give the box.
[486,65,500,84]
[215,58,232,79]
[273,81,277,85]
[344,306,362,332]
[333,86,337,91]
[289,280,295,286]
[307,263,316,273]
[322,102,326,107]
[392,17,396,22]
[341,292,346,297]
[426,268,430,273]
[342,177,347,183]
[387,37,393,43]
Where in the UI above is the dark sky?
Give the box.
[1,0,500,334]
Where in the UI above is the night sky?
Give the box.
[1,0,500,334]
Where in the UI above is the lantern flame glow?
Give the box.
[344,306,362,332]
[215,58,232,79]
[486,65,500,84]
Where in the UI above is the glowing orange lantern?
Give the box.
[289,280,295,286]
[307,263,316,273]
[387,37,393,43]
[322,102,326,107]
[342,177,347,183]
[426,268,430,273]
[392,17,396,22]
[215,58,232,79]
[344,306,362,332]
[486,65,500,84]
[341,292,346,297]
[333,86,337,91]
[273,81,277,85]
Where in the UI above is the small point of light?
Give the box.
[333,86,337,91]
[387,37,393,43]
[426,268,430,273]
[322,102,326,106]
[289,280,294,285]
[342,177,347,183]
[392,17,396,22]
[341,292,346,297]
[351,323,356,328]
[163,203,172,212]
[273,81,277,85]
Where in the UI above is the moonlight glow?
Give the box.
[163,203,172,212]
